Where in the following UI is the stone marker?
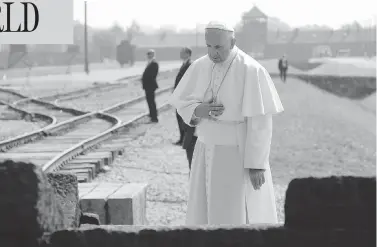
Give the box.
[107,183,148,225]
[284,176,376,230]
[79,182,148,225]
[80,183,123,224]
[46,172,81,228]
[0,160,65,238]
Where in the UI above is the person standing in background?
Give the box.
[142,49,159,123]
[172,47,197,170]
[173,47,193,146]
[278,54,288,82]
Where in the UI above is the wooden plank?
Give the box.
[61,168,93,181]
[78,152,113,166]
[63,163,97,177]
[68,159,103,171]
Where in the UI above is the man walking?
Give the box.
[142,49,159,123]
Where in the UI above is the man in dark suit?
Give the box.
[278,54,289,83]
[173,47,192,145]
[142,49,159,123]
[172,47,197,170]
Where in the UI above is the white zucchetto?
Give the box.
[205,21,234,32]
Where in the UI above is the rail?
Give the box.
[42,86,173,172]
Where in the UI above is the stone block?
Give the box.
[79,183,123,224]
[46,172,81,228]
[107,183,147,225]
[284,176,376,230]
[0,160,65,238]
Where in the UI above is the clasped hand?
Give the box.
[194,102,225,119]
[195,102,265,190]
[249,169,265,190]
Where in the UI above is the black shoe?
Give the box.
[174,140,183,145]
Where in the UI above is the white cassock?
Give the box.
[169,46,284,226]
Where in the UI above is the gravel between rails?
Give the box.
[59,77,175,112]
[0,120,45,142]
[0,105,47,142]
[0,90,25,104]
[15,101,82,123]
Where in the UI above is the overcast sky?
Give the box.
[74,0,376,30]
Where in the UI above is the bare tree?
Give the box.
[92,29,117,60]
[110,22,125,34]
[159,30,167,42]
[341,21,362,31]
[126,20,141,42]
[73,22,85,47]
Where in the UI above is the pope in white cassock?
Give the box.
[169,21,284,225]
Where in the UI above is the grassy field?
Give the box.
[94,76,376,225]
[360,93,376,113]
[270,77,375,220]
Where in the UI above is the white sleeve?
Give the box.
[243,114,273,169]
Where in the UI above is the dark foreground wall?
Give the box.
[48,176,376,247]
[49,225,374,247]
[0,160,375,247]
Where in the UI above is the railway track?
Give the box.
[38,69,175,105]
[0,94,88,150]
[0,112,119,165]
[52,70,176,112]
[14,98,86,123]
[0,100,55,125]
[0,68,177,150]
[42,86,173,180]
[0,99,56,142]
[0,88,27,104]
[0,71,177,182]
[38,74,141,103]
[0,86,172,176]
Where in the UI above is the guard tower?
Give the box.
[238,5,268,58]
